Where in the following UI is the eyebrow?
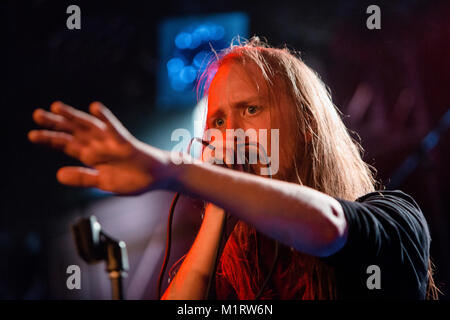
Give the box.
[208,108,226,122]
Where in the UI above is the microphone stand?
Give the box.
[72,216,129,300]
[103,233,129,300]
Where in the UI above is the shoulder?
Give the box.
[356,189,421,210]
[335,189,431,261]
[353,190,430,239]
[326,190,431,299]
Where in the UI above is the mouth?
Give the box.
[187,137,272,177]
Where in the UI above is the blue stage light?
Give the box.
[193,50,210,69]
[171,74,188,91]
[194,25,210,41]
[210,24,225,40]
[188,31,202,49]
[166,57,185,75]
[175,32,192,49]
[158,12,249,109]
[180,65,197,84]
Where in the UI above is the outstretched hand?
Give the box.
[28,101,172,194]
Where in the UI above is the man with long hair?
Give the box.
[28,37,437,299]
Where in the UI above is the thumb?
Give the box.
[57,167,99,188]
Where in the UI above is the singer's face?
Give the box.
[206,60,297,180]
[207,60,272,135]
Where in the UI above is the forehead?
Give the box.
[207,60,269,112]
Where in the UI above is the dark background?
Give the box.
[1,0,449,299]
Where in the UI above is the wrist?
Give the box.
[163,151,194,192]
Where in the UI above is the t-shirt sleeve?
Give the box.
[322,190,431,299]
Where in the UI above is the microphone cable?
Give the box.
[156,192,180,299]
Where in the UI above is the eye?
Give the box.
[246,105,259,115]
[214,118,225,127]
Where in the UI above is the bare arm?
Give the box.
[29,101,347,263]
[161,204,225,300]
[168,161,347,258]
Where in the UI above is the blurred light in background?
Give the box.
[87,12,248,198]
[157,12,249,109]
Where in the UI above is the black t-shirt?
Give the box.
[323,190,431,299]
[198,189,431,299]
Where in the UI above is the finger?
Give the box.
[57,166,99,188]
[32,108,75,133]
[28,130,72,149]
[51,101,106,132]
[89,102,131,141]
[28,129,84,159]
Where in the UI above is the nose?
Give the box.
[225,114,237,131]
[226,113,246,131]
[224,115,246,145]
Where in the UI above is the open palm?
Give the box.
[28,101,170,194]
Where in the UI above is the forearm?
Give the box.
[169,160,347,257]
[161,203,225,300]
